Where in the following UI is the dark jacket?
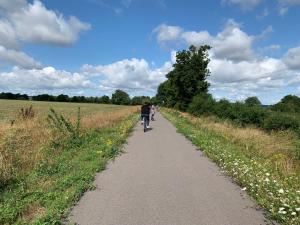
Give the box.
[141,104,150,115]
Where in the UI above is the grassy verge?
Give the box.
[0,113,139,224]
[161,108,300,225]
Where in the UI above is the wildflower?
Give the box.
[278,189,284,194]
[296,208,300,211]
[266,173,270,176]
[97,150,103,154]
[291,212,296,216]
[279,207,285,211]
[264,178,270,182]
[241,187,247,191]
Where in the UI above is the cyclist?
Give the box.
[141,101,151,132]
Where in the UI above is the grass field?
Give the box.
[0,100,139,224]
[162,108,300,225]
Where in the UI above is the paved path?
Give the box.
[69,112,270,225]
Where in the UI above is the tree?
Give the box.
[156,80,176,106]
[156,45,211,110]
[56,94,69,102]
[245,96,261,107]
[99,95,110,104]
[111,90,130,105]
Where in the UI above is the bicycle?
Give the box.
[141,114,149,132]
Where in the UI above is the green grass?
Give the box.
[0,99,126,124]
[0,113,139,224]
[161,108,300,225]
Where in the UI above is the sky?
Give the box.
[0,0,300,104]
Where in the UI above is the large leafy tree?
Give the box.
[111,89,131,105]
[156,45,211,110]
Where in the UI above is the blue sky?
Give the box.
[0,0,300,104]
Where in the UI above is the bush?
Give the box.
[188,93,215,116]
[229,103,267,126]
[213,99,233,119]
[263,112,300,132]
[19,105,35,120]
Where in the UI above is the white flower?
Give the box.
[241,187,247,191]
[266,173,270,176]
[296,208,300,211]
[278,189,284,194]
[279,207,285,211]
[282,211,287,214]
[291,212,296,216]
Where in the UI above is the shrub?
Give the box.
[213,99,233,119]
[188,93,215,116]
[234,104,266,126]
[263,112,300,132]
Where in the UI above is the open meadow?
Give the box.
[0,99,139,224]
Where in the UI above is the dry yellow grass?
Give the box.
[0,104,138,184]
[180,112,300,175]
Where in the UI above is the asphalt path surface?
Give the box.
[69,112,270,225]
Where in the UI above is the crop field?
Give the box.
[0,99,127,124]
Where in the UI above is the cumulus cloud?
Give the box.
[81,58,172,93]
[0,52,175,96]
[283,46,300,70]
[0,66,93,91]
[153,23,182,44]
[221,0,263,10]
[0,0,90,68]
[154,19,265,62]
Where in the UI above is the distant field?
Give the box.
[0,99,126,124]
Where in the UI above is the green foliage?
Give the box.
[99,95,110,104]
[156,45,211,110]
[245,96,262,107]
[272,95,300,113]
[263,112,300,132]
[188,93,215,116]
[111,89,131,105]
[131,96,150,105]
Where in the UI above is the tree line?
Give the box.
[155,45,300,134]
[0,90,156,106]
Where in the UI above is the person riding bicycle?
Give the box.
[141,101,151,132]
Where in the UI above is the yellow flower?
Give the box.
[97,150,103,154]
[106,139,112,146]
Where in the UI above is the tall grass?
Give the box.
[0,104,138,186]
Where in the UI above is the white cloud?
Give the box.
[0,0,90,68]
[0,66,92,91]
[0,45,41,69]
[0,20,19,49]
[81,58,172,93]
[181,31,211,47]
[222,0,263,10]
[154,19,259,62]
[283,46,300,70]
[4,0,91,46]
[153,23,182,44]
